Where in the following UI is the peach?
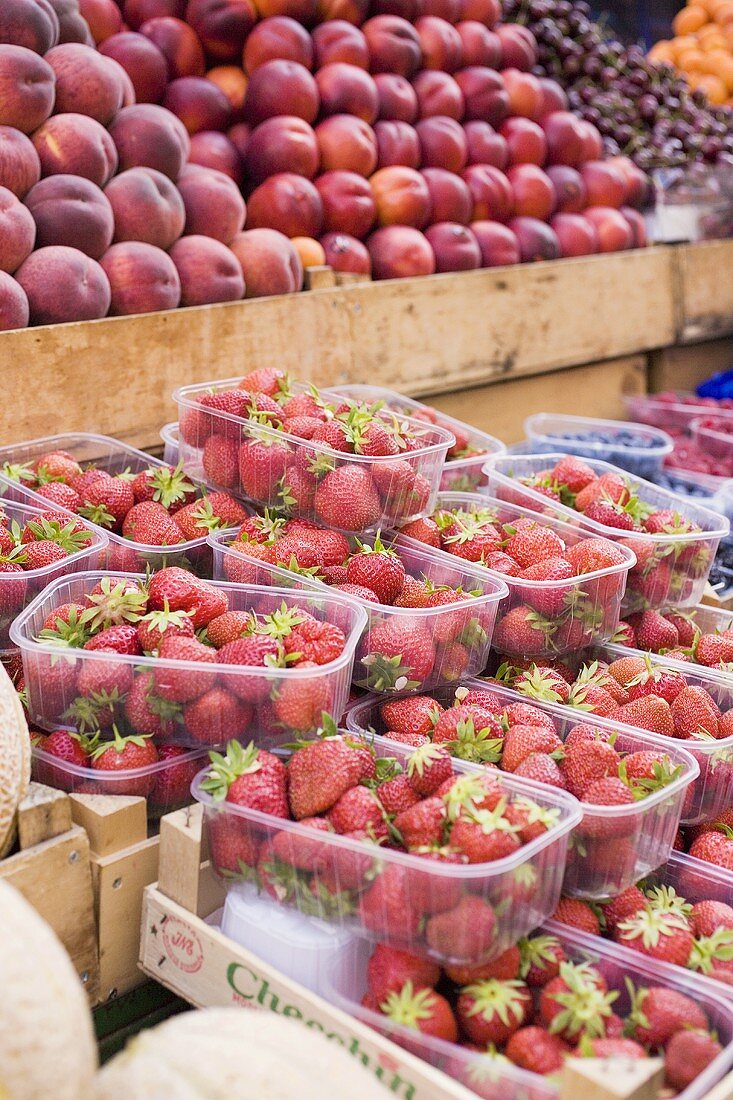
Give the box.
[245,116,318,182]
[78,0,122,42]
[243,17,313,72]
[501,117,547,166]
[455,21,501,67]
[578,120,603,163]
[370,165,431,229]
[206,67,248,117]
[25,174,114,259]
[374,72,417,121]
[247,173,323,238]
[106,166,186,248]
[188,130,242,182]
[543,111,586,167]
[0,272,29,330]
[0,46,55,134]
[584,207,633,253]
[227,121,249,159]
[45,43,124,125]
[124,0,185,29]
[425,221,480,271]
[316,115,377,175]
[413,71,464,120]
[367,225,435,279]
[163,76,232,133]
[609,156,649,209]
[454,66,508,124]
[470,219,519,266]
[462,163,512,221]
[16,245,111,324]
[0,186,35,274]
[109,104,191,179]
[316,170,375,236]
[244,60,319,125]
[546,165,585,213]
[253,0,318,25]
[185,0,256,62]
[312,22,368,68]
[229,227,303,297]
[502,68,543,121]
[537,77,567,117]
[495,23,536,71]
[417,0,460,21]
[507,163,554,220]
[320,231,371,274]
[0,127,41,198]
[422,166,471,224]
[416,116,467,173]
[374,120,420,169]
[48,0,94,45]
[139,16,206,78]
[101,240,181,314]
[169,235,244,305]
[362,16,421,77]
[316,0,369,22]
[370,0,418,20]
[177,163,245,242]
[315,63,379,123]
[551,212,598,257]
[0,0,60,54]
[459,0,499,24]
[509,215,560,262]
[581,161,625,209]
[463,120,507,168]
[416,16,463,71]
[99,32,169,103]
[621,206,647,249]
[292,236,325,268]
[116,62,138,107]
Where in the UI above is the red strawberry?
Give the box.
[137,605,195,652]
[346,537,405,605]
[539,961,615,1041]
[406,742,453,795]
[575,471,629,510]
[267,816,333,871]
[689,828,733,870]
[315,466,382,531]
[78,476,135,531]
[609,696,675,736]
[378,982,458,1043]
[502,701,557,731]
[124,671,181,738]
[287,736,364,819]
[519,933,566,987]
[501,724,562,773]
[513,665,571,704]
[202,740,288,817]
[183,687,251,745]
[505,1026,568,1075]
[456,979,532,1045]
[91,729,158,795]
[615,910,694,969]
[559,739,619,798]
[691,899,733,937]
[282,617,345,666]
[613,620,636,646]
[393,796,446,849]
[121,501,186,545]
[696,632,733,668]
[33,482,80,510]
[450,806,521,863]
[148,745,203,811]
[664,610,699,648]
[33,449,82,483]
[503,522,564,568]
[272,668,332,732]
[202,435,239,489]
[551,455,596,494]
[361,619,435,691]
[238,438,290,501]
[327,785,387,837]
[239,366,287,396]
[174,493,248,540]
[444,945,522,987]
[84,624,142,656]
[154,635,218,702]
[22,541,69,569]
[483,551,521,576]
[664,1030,723,1091]
[581,1038,647,1059]
[398,515,441,548]
[515,752,567,790]
[147,567,228,628]
[516,557,575,616]
[38,729,91,789]
[671,685,720,739]
[552,898,601,935]
[627,609,679,652]
[131,463,196,511]
[424,894,496,960]
[600,885,647,932]
[367,945,439,1003]
[381,694,443,738]
[493,605,557,657]
[580,776,636,836]
[626,984,707,1049]
[564,724,613,749]
[359,863,421,939]
[377,773,420,815]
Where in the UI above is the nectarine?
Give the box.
[0,45,55,134]
[169,234,245,305]
[230,227,303,297]
[105,165,186,248]
[101,241,181,315]
[367,225,435,278]
[0,271,29,331]
[15,245,111,324]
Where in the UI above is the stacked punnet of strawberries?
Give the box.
[198,729,575,962]
[1,446,248,558]
[396,497,632,656]
[675,806,733,872]
[18,566,361,746]
[616,606,733,671]
[175,367,451,531]
[217,518,502,693]
[351,933,724,1093]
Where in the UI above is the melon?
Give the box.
[94,1007,390,1099]
[0,663,31,857]
[0,880,98,1099]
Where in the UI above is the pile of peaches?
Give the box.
[0,0,649,331]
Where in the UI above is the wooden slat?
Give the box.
[16,782,72,850]
[648,336,733,395]
[158,804,225,919]
[560,1057,664,1100]
[675,240,733,343]
[70,793,148,858]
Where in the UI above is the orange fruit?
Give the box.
[649,40,675,63]
[291,237,326,269]
[696,72,729,100]
[714,0,733,19]
[670,34,701,58]
[718,56,733,88]
[673,5,709,33]
[678,46,707,70]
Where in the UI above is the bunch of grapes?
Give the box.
[502,0,733,170]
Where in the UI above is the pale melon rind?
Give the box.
[0,880,98,1099]
[94,1007,391,1099]
[0,664,31,858]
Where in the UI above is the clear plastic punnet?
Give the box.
[193,733,581,965]
[209,528,508,694]
[325,921,733,1100]
[11,570,368,748]
[345,679,699,900]
[625,392,733,434]
[160,422,180,467]
[482,452,729,613]
[173,377,455,532]
[391,491,636,659]
[523,413,673,478]
[0,432,227,576]
[692,416,733,469]
[328,383,507,492]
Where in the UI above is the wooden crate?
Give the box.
[648,336,733,395]
[675,241,733,344]
[0,782,99,1000]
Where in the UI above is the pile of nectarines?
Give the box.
[0,0,649,331]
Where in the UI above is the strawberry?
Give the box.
[563,724,613,749]
[202,435,239,489]
[361,619,434,691]
[552,898,600,935]
[444,946,522,987]
[505,1026,568,1075]
[314,466,382,531]
[482,551,521,576]
[200,739,289,817]
[501,724,562,773]
[78,476,135,531]
[551,455,596,495]
[560,740,619,798]
[378,982,458,1043]
[124,671,181,738]
[612,620,636,646]
[359,864,421,939]
[519,934,565,987]
[493,606,557,657]
[272,669,332,732]
[147,567,228,628]
[696,632,733,667]
[345,536,406,604]
[282,617,345,666]
[609,696,674,736]
[367,944,440,1003]
[663,610,699,648]
[148,745,203,811]
[514,752,567,790]
[137,605,195,652]
[393,797,446,849]
[671,685,720,739]
[516,557,574,616]
[665,1030,723,1091]
[691,899,733,937]
[620,749,681,793]
[645,509,698,535]
[183,687,252,745]
[391,576,430,608]
[91,729,158,795]
[406,742,453,795]
[238,438,290,502]
[502,700,557,731]
[327,785,387,838]
[580,776,636,833]
[267,816,334,871]
[131,463,196,511]
[583,499,635,530]
[424,894,496,960]
[512,665,570,704]
[376,773,420,815]
[239,366,288,396]
[287,735,364,819]
[600,885,647,932]
[450,805,521,862]
[626,610,677,653]
[689,828,733,870]
[503,522,564,569]
[626,984,707,1049]
[615,910,694,969]
[204,611,255,650]
[40,728,91,772]
[398,516,441,548]
[121,501,186,545]
[625,663,687,705]
[22,541,69,569]
[33,482,80,510]
[153,635,218,702]
[84,624,142,656]
[539,961,616,1041]
[295,525,350,567]
[174,493,248,540]
[456,979,532,1045]
[575,471,629,511]
[580,1038,647,1059]
[33,449,83,483]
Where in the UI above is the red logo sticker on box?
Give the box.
[162,916,204,974]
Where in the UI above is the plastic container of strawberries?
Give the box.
[193,732,581,965]
[325,922,733,1100]
[615,602,733,675]
[345,679,699,900]
[691,416,733,468]
[11,570,368,748]
[625,392,733,434]
[173,377,455,532]
[482,453,729,613]
[392,491,636,659]
[31,742,207,820]
[0,478,108,648]
[327,383,506,493]
[208,528,508,694]
[160,422,180,467]
[0,432,219,576]
[523,413,673,479]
